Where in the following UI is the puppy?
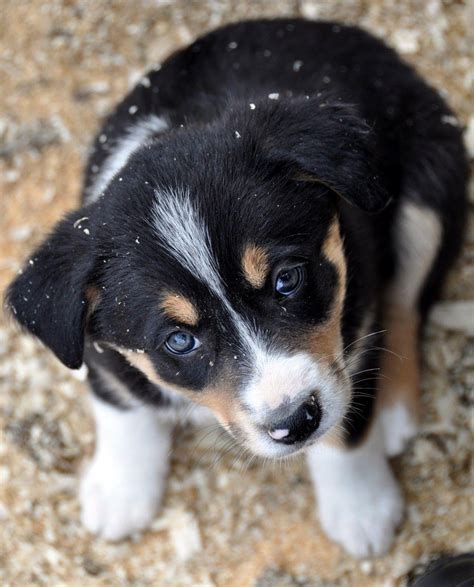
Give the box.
[6,19,468,557]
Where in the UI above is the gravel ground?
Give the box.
[0,1,473,586]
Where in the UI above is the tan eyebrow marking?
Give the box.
[160,292,199,326]
[242,244,269,288]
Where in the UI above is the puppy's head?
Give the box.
[6,98,389,457]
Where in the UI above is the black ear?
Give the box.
[5,209,96,369]
[258,98,390,213]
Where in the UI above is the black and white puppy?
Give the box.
[6,19,468,557]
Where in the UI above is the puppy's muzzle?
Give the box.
[266,393,321,445]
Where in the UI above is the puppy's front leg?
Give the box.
[80,395,172,541]
[306,422,403,558]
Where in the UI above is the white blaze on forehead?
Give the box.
[152,187,222,292]
[151,187,261,358]
[86,114,168,204]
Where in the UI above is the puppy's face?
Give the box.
[6,99,388,458]
[97,179,349,458]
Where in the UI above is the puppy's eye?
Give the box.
[275,266,305,297]
[165,331,201,355]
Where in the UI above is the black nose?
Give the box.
[267,397,321,445]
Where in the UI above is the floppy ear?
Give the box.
[5,209,97,369]
[258,98,390,213]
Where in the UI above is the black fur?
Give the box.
[84,342,171,409]
[6,19,468,446]
[6,209,97,369]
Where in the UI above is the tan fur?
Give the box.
[203,389,238,427]
[377,202,442,422]
[242,244,269,289]
[305,218,354,447]
[377,304,420,420]
[160,292,199,326]
[85,285,101,318]
[115,347,239,424]
[308,219,347,361]
[115,348,188,395]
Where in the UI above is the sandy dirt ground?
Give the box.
[0,1,473,586]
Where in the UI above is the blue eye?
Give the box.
[165,331,200,355]
[275,266,305,296]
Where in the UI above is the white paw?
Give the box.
[380,402,418,457]
[317,465,403,558]
[80,457,164,541]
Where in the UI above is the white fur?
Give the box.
[86,115,168,203]
[237,350,350,457]
[152,187,222,294]
[244,351,349,425]
[245,352,319,411]
[80,395,172,541]
[390,201,442,307]
[380,401,418,457]
[306,421,403,558]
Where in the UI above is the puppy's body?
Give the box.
[7,19,468,556]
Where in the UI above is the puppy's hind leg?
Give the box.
[80,392,172,541]
[379,201,442,456]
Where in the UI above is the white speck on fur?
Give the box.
[268,92,279,100]
[441,114,460,126]
[92,341,104,354]
[73,216,89,228]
